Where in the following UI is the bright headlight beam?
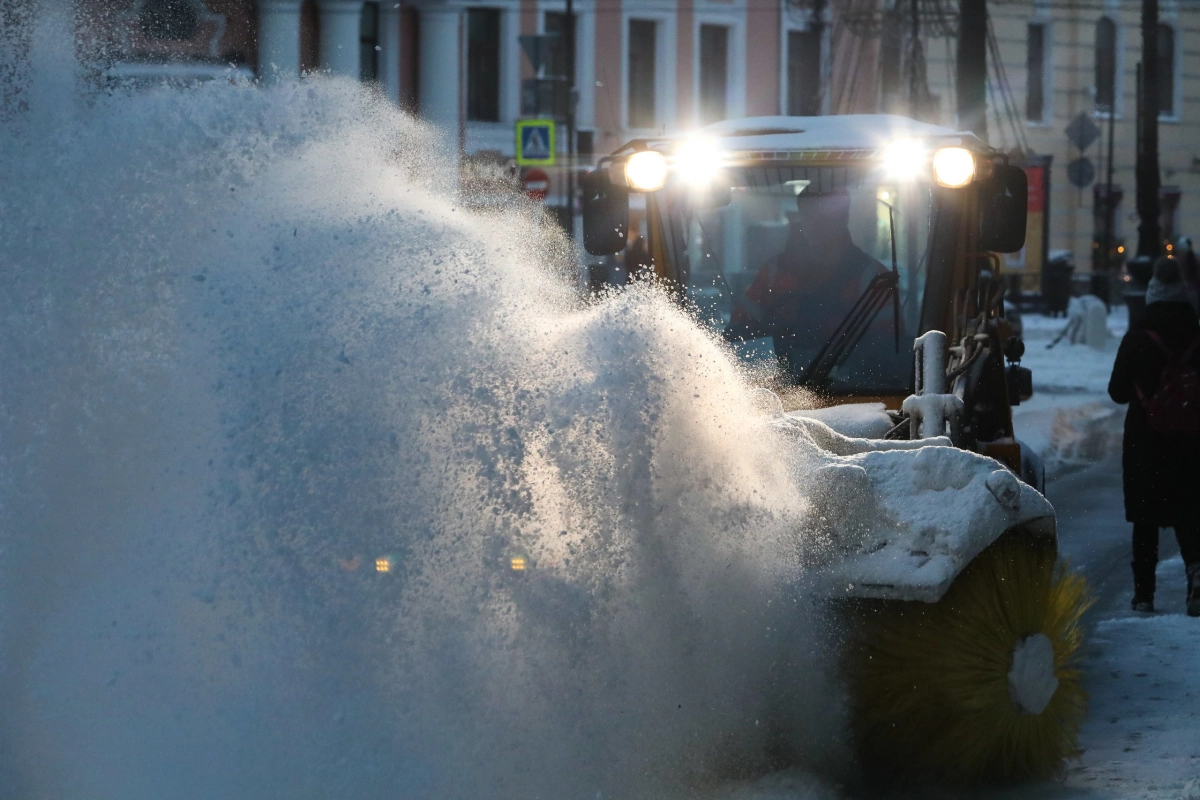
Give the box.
[624,151,668,192]
[881,139,927,182]
[932,147,976,187]
[674,137,721,186]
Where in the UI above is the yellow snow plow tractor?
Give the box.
[582,116,1092,784]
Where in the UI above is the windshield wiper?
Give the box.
[795,202,903,390]
[797,270,899,389]
[887,203,901,354]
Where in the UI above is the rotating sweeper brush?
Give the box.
[581,114,1093,784]
[845,533,1092,783]
[782,405,1092,786]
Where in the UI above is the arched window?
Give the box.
[139,0,199,42]
[1094,17,1116,113]
[1158,23,1176,117]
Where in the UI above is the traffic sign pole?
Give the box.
[565,0,576,237]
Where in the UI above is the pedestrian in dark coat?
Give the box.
[1108,256,1200,615]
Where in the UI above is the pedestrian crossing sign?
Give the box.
[516,119,556,166]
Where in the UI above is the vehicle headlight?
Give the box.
[624,151,668,192]
[881,139,927,181]
[932,147,976,187]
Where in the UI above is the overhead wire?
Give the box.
[986,15,1031,154]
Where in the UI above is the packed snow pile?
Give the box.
[787,402,893,439]
[1060,295,1111,348]
[1009,308,1126,478]
[779,418,1054,601]
[1019,306,1126,396]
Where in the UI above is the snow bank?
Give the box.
[1011,309,1126,476]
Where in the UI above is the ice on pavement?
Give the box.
[1067,607,1200,796]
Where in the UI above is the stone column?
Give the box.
[378,3,402,104]
[319,0,365,78]
[419,6,462,143]
[258,0,303,83]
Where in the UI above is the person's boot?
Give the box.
[1132,560,1156,613]
[1187,564,1200,618]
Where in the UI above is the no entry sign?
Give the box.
[522,168,550,202]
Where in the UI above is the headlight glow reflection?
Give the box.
[881,139,928,181]
[932,147,976,187]
[674,137,721,186]
[624,151,668,192]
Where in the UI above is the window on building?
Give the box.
[787,30,821,116]
[698,25,729,124]
[300,0,320,73]
[467,8,501,122]
[628,19,657,129]
[544,11,575,82]
[361,2,379,82]
[139,0,199,41]
[1158,23,1175,117]
[1095,16,1116,114]
[1161,186,1181,242]
[1026,23,1047,122]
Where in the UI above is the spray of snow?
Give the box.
[0,24,848,800]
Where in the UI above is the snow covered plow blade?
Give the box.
[784,411,1091,783]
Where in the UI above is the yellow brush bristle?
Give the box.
[846,533,1093,784]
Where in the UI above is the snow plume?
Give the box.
[0,71,846,798]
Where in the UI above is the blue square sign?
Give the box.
[516,119,556,166]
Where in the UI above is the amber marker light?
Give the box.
[375,556,393,573]
[931,147,976,188]
[510,556,527,571]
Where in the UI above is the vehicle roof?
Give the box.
[677,115,984,153]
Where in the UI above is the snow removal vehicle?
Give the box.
[581,116,1091,783]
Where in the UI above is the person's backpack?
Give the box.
[1136,330,1200,434]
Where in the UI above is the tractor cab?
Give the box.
[583,114,1032,473]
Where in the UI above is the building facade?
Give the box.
[887,0,1200,282]
[75,0,1200,281]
